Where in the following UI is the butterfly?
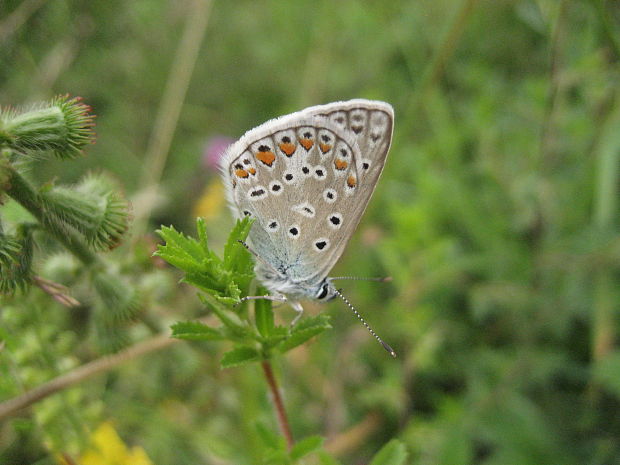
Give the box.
[220,99,395,356]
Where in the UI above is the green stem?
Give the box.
[0,327,178,420]
[133,0,212,237]
[592,0,620,61]
[3,165,98,266]
[591,101,620,362]
[404,0,479,120]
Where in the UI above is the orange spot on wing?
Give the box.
[347,175,357,188]
[319,143,332,154]
[279,142,296,156]
[299,138,314,150]
[248,167,256,175]
[256,150,276,166]
[334,159,348,170]
[235,169,249,178]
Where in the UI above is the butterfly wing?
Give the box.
[220,100,393,285]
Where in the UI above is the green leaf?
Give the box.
[223,217,254,273]
[213,293,241,307]
[369,439,408,465]
[221,346,261,368]
[290,436,324,461]
[198,293,251,337]
[171,321,224,341]
[261,326,289,350]
[316,451,343,465]
[155,225,205,271]
[256,423,286,450]
[277,314,331,354]
[155,218,255,302]
[263,450,291,465]
[255,294,275,337]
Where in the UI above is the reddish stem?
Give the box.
[261,360,294,450]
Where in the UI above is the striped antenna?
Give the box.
[329,276,392,282]
[333,288,396,358]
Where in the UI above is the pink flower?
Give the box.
[202,136,234,171]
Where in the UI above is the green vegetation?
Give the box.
[1,0,620,464]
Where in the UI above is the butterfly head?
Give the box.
[256,263,337,302]
[316,279,338,302]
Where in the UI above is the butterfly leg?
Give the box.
[237,294,287,306]
[290,301,304,325]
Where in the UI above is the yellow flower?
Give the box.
[193,181,225,220]
[67,421,154,465]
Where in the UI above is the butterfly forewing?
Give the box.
[221,100,393,286]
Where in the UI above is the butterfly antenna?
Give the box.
[333,288,396,358]
[330,276,392,282]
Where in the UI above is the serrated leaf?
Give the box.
[221,346,261,368]
[171,321,224,341]
[155,225,204,264]
[213,294,241,307]
[369,439,408,465]
[156,219,255,302]
[196,217,209,246]
[294,313,331,331]
[277,315,331,354]
[223,217,254,273]
[290,436,324,461]
[277,327,326,353]
[255,295,275,337]
[261,326,289,349]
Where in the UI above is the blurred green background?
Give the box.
[2,0,620,464]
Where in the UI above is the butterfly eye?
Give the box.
[317,282,329,300]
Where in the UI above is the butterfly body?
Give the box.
[220,99,393,306]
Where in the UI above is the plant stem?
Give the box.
[591,101,620,362]
[3,166,98,266]
[133,0,212,237]
[0,329,175,420]
[404,0,478,119]
[261,360,294,450]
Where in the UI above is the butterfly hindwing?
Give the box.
[221,100,393,285]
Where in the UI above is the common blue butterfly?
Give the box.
[220,100,395,355]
